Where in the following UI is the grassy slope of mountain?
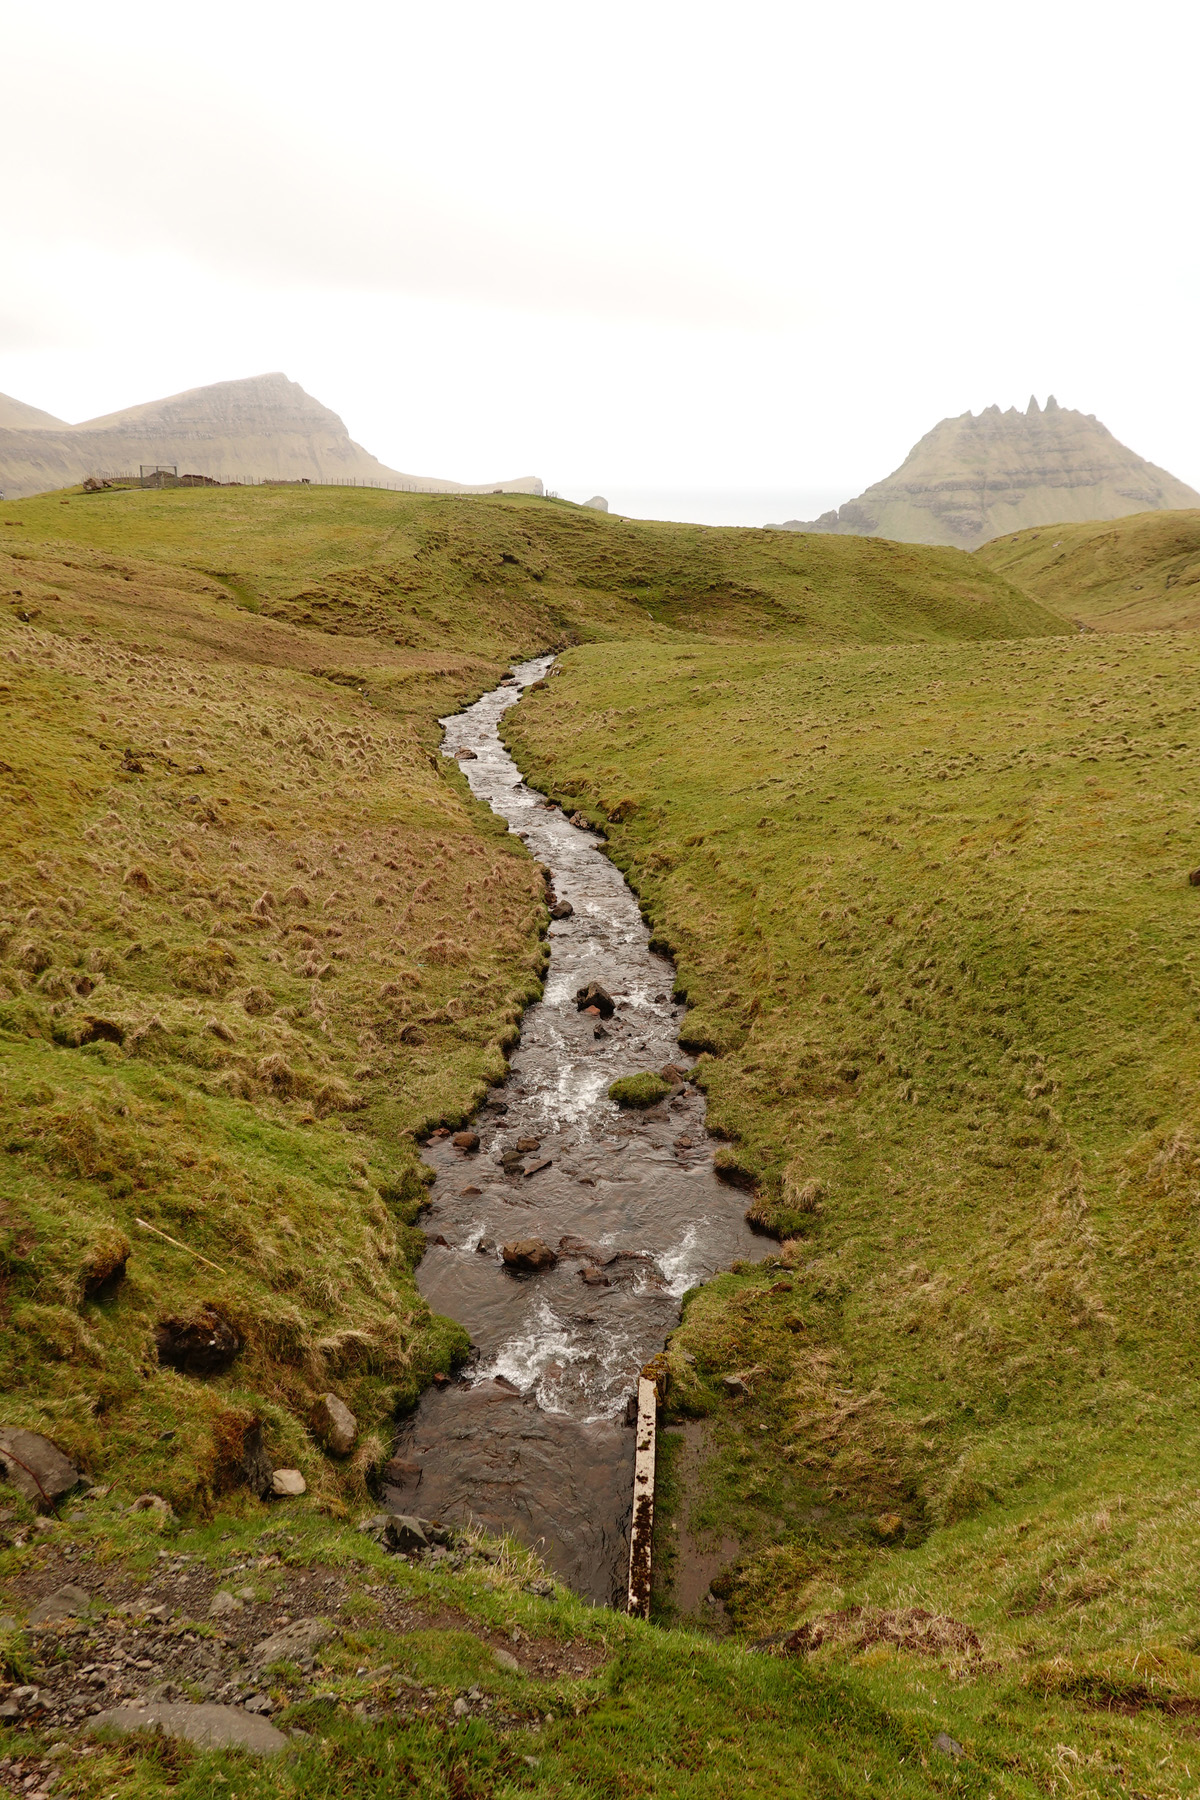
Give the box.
[506,625,1200,1796]
[976,509,1200,632]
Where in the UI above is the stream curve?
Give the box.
[388,656,765,1605]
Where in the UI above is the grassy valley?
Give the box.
[2,481,1195,1796]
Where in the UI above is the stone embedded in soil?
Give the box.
[383,1514,430,1554]
[311,1392,357,1457]
[0,1427,82,1511]
[28,1583,94,1628]
[271,1469,306,1497]
[208,1590,242,1618]
[250,1617,332,1667]
[0,1686,41,1720]
[574,981,615,1017]
[501,1238,558,1272]
[453,1130,480,1152]
[493,1648,522,1673]
[90,1700,287,1755]
[154,1310,241,1376]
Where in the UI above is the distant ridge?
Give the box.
[0,393,68,431]
[772,397,1199,550]
[0,372,542,501]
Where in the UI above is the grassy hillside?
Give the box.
[3,481,1067,651]
[0,484,1165,1797]
[976,509,1200,632]
[506,626,1200,1794]
[0,511,563,1512]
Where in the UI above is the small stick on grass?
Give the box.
[135,1217,227,1275]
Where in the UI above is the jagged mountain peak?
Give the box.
[773,400,1197,550]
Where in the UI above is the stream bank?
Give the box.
[389,657,766,1605]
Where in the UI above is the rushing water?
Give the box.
[388,657,765,1604]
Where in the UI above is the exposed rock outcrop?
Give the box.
[772,396,1199,550]
[0,372,543,501]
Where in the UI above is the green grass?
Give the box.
[0,1496,1078,1799]
[504,625,1200,1792]
[0,499,558,1508]
[976,508,1200,632]
[3,482,1066,659]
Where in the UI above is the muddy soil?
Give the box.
[390,658,766,1605]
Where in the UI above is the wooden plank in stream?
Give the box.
[627,1375,657,1617]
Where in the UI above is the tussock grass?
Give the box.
[507,624,1200,1789]
[608,1072,671,1108]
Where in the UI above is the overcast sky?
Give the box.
[1,0,1195,523]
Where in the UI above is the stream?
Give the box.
[387,656,766,1605]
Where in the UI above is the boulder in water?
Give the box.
[575,981,614,1017]
[501,1238,557,1272]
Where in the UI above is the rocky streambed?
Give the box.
[389,658,765,1605]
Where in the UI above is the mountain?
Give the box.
[0,372,542,500]
[773,397,1200,551]
[0,393,68,431]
